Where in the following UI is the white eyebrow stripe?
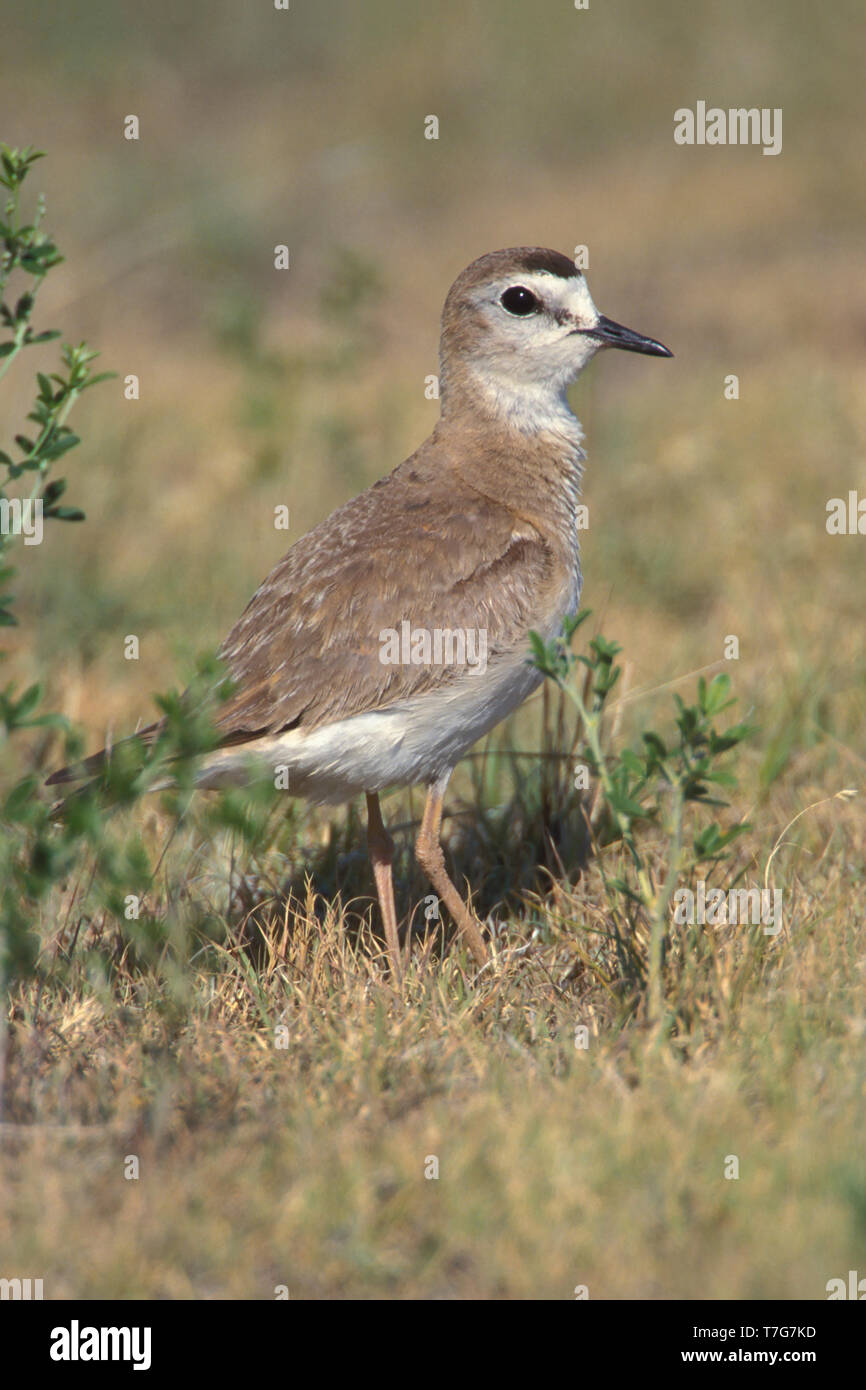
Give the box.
[491,270,600,324]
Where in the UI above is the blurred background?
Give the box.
[2,0,866,1304]
[1,0,863,798]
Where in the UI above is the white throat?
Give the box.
[454,267,599,449]
[469,368,587,459]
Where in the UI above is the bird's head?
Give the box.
[439,247,671,430]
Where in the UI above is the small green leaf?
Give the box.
[620,748,644,777]
[4,777,39,820]
[40,478,67,505]
[701,673,734,716]
[41,434,80,460]
[13,683,43,721]
[45,506,85,522]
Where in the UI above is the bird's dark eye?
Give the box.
[500,285,540,316]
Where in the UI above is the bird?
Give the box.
[48,247,671,979]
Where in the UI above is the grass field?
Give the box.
[1,0,865,1299]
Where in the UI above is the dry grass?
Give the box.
[3,808,865,1299]
[1,0,865,1299]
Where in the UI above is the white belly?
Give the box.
[196,650,545,804]
[198,549,582,805]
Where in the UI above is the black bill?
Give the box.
[575,313,673,357]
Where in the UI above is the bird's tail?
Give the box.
[45,722,165,819]
[45,722,162,788]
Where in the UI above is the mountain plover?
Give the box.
[49,247,672,979]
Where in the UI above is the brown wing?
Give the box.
[47,437,565,786]
[215,444,561,741]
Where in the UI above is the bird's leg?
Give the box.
[366,791,403,981]
[415,777,488,968]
